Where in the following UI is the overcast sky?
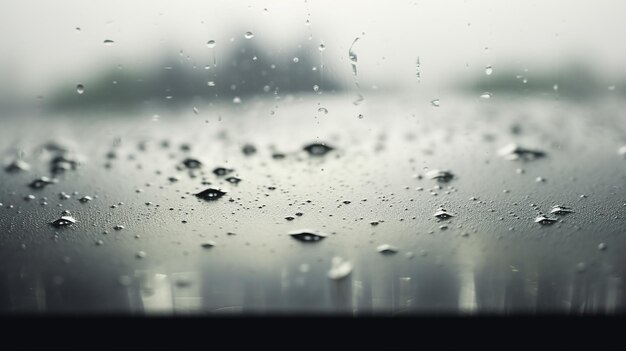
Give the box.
[1,0,625,97]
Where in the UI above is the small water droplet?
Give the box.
[430,99,440,107]
[498,143,546,161]
[598,242,607,251]
[182,158,202,169]
[480,92,492,99]
[328,257,353,280]
[114,225,125,230]
[244,31,254,39]
[225,176,241,184]
[213,167,233,176]
[534,215,557,225]
[292,57,299,63]
[103,39,115,46]
[193,107,199,114]
[206,40,216,48]
[377,244,399,254]
[76,84,85,94]
[289,230,327,243]
[485,65,493,75]
[207,81,216,87]
[358,114,364,119]
[136,251,147,259]
[618,146,626,158]
[318,107,328,114]
[233,96,242,104]
[201,241,216,248]
[550,205,573,215]
[195,188,227,201]
[30,176,58,189]
[50,214,77,227]
[433,208,454,219]
[303,143,334,156]
[318,43,326,52]
[426,170,454,182]
[242,144,257,156]
[79,195,93,203]
[5,159,30,172]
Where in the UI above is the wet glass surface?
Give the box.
[1,0,626,315]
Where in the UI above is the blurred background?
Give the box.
[1,0,625,114]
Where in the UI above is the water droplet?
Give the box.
[348,37,359,76]
[244,31,254,39]
[498,143,546,161]
[318,107,328,114]
[136,251,147,259]
[213,167,233,176]
[96,240,104,246]
[114,225,125,230]
[79,195,93,203]
[76,84,85,94]
[24,194,35,201]
[206,40,216,48]
[5,159,30,172]
[182,158,202,169]
[430,99,440,107]
[358,114,364,119]
[433,208,454,219]
[30,176,58,189]
[292,57,299,63]
[242,144,257,156]
[480,92,492,99]
[195,188,227,201]
[553,84,559,91]
[550,205,573,215]
[485,65,493,75]
[534,215,557,225]
[225,176,241,184]
[201,241,216,248]
[303,143,334,156]
[598,242,607,251]
[50,214,77,227]
[207,81,216,87]
[233,97,242,104]
[289,230,327,243]
[618,146,626,158]
[377,244,399,254]
[318,43,326,52]
[192,107,199,114]
[426,170,454,182]
[328,257,353,280]
[103,39,115,46]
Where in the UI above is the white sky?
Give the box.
[1,0,625,96]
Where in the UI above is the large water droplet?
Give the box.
[430,99,440,107]
[195,188,227,201]
[328,257,353,280]
[76,84,85,95]
[206,40,216,48]
[242,144,257,156]
[485,65,493,75]
[289,230,327,243]
[244,31,254,39]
